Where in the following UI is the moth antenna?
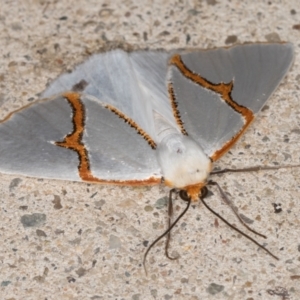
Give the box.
[210,164,300,175]
[143,189,191,275]
[165,189,180,260]
[200,191,279,261]
[208,180,266,239]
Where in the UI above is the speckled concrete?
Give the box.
[0,0,300,299]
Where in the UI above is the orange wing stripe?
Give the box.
[170,54,255,161]
[56,92,160,186]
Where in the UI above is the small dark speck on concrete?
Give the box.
[24,55,32,61]
[261,105,270,112]
[37,48,47,55]
[144,205,153,212]
[283,135,289,143]
[207,283,225,295]
[225,35,237,44]
[0,94,4,106]
[76,267,87,277]
[90,192,97,198]
[180,222,187,228]
[155,196,168,209]
[101,32,108,41]
[21,213,46,228]
[265,32,281,42]
[19,205,28,210]
[69,237,81,246]
[158,30,170,36]
[54,43,60,52]
[186,33,191,44]
[272,203,282,214]
[143,240,149,247]
[33,267,48,282]
[11,22,22,31]
[187,9,200,16]
[262,136,270,142]
[164,295,173,300]
[132,294,141,300]
[94,199,106,209]
[291,9,296,14]
[92,260,97,267]
[233,257,243,264]
[291,128,300,134]
[207,0,217,5]
[59,16,68,20]
[297,244,300,252]
[52,195,62,209]
[267,286,290,299]
[143,32,148,41]
[293,24,300,30]
[9,178,22,191]
[151,289,158,297]
[1,281,11,287]
[36,229,47,237]
[67,276,76,283]
[283,152,291,160]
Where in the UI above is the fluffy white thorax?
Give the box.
[157,133,212,188]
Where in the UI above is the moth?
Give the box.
[0,43,294,262]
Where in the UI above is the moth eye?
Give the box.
[200,186,208,199]
[179,190,190,201]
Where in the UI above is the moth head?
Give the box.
[181,182,207,201]
[157,134,212,198]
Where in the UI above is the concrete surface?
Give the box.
[0,0,300,299]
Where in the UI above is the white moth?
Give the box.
[0,43,294,201]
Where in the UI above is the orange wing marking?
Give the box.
[169,54,255,161]
[55,92,160,186]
